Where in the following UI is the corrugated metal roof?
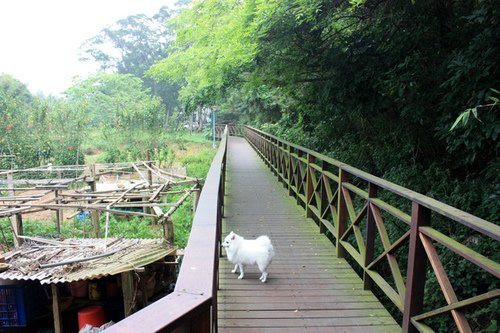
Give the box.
[0,238,175,284]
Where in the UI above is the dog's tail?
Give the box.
[256,235,272,246]
[257,236,275,258]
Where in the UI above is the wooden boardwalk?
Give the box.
[218,137,400,332]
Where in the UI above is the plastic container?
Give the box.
[78,305,106,330]
[0,285,26,327]
[0,283,47,328]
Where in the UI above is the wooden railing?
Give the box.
[244,126,500,333]
[105,127,228,333]
[215,124,243,138]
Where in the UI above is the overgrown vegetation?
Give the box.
[147,0,499,331]
[0,72,214,251]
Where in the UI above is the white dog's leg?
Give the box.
[231,264,238,274]
[237,264,244,279]
[258,261,270,282]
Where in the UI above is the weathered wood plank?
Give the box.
[219,309,391,319]
[218,301,387,311]
[219,327,401,333]
[219,317,399,327]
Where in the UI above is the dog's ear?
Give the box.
[231,233,236,240]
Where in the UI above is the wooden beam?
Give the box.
[12,214,23,247]
[51,284,63,333]
[164,217,174,245]
[420,233,472,333]
[402,202,430,333]
[89,164,100,238]
[55,190,62,233]
[363,183,378,290]
[122,271,136,317]
[336,168,348,258]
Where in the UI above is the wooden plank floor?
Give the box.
[218,137,400,332]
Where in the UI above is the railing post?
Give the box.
[336,167,348,258]
[319,161,329,234]
[288,146,294,196]
[363,183,378,290]
[190,306,212,333]
[272,138,277,171]
[272,138,278,176]
[306,153,314,218]
[402,202,430,332]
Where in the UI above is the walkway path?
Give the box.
[218,137,400,332]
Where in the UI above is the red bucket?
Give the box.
[78,305,106,330]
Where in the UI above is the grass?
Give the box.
[82,127,212,165]
[180,147,216,178]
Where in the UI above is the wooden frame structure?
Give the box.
[0,162,201,246]
[0,162,202,332]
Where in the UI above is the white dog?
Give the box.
[222,231,274,282]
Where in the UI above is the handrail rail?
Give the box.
[215,124,243,138]
[244,125,499,333]
[105,126,228,333]
[246,126,496,240]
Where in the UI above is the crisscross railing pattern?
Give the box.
[215,124,243,138]
[245,126,499,333]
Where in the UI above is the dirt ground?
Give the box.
[13,189,78,222]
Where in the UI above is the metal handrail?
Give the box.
[105,126,228,333]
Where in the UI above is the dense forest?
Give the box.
[0,1,498,331]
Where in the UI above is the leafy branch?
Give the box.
[450,88,499,131]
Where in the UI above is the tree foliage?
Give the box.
[65,73,165,129]
[80,6,181,114]
[150,0,499,330]
[0,77,85,168]
[147,0,260,106]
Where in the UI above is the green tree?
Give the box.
[0,74,33,104]
[0,76,85,168]
[80,6,181,123]
[65,73,165,129]
[147,0,259,105]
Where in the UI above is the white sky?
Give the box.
[0,0,175,96]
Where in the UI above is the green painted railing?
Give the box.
[245,126,499,333]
